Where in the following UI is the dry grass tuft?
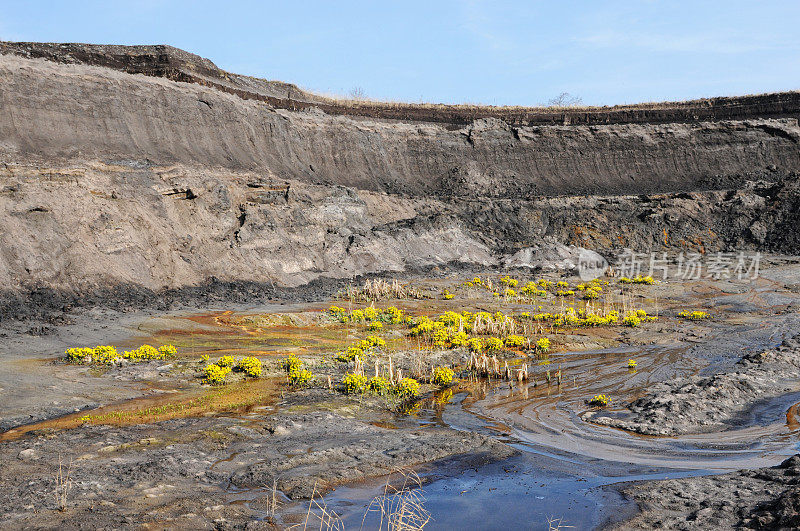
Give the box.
[54,454,73,512]
[290,483,345,531]
[362,469,431,530]
[339,279,423,302]
[292,470,430,530]
[546,515,574,530]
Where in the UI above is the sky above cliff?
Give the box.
[1,0,798,107]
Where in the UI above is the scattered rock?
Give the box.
[17,449,37,461]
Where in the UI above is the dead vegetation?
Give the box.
[294,470,430,530]
[337,279,423,302]
[54,454,73,512]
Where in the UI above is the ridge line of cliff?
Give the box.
[1,41,799,127]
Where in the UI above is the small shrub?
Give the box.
[504,334,525,348]
[359,336,386,350]
[204,364,231,385]
[500,276,518,287]
[92,345,119,364]
[368,321,383,331]
[217,355,235,367]
[236,356,262,377]
[367,376,391,395]
[678,310,710,320]
[158,344,177,357]
[328,306,347,321]
[627,359,637,369]
[431,367,454,386]
[536,337,551,353]
[288,368,314,387]
[432,328,450,348]
[281,355,302,373]
[382,306,404,323]
[466,337,484,353]
[620,275,655,285]
[336,346,364,363]
[623,313,641,327]
[394,378,420,399]
[123,344,165,362]
[582,287,601,300]
[450,330,469,347]
[485,337,504,351]
[67,344,175,365]
[589,394,610,407]
[342,373,368,394]
[200,354,210,363]
[442,289,454,300]
[65,347,94,364]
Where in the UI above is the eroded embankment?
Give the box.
[2,53,798,200]
[616,455,800,529]
[3,42,800,127]
[1,47,800,318]
[2,155,798,321]
[586,333,800,436]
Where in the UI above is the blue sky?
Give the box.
[1,1,798,106]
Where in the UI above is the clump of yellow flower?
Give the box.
[367,376,391,395]
[342,373,368,394]
[328,305,405,325]
[216,355,235,367]
[467,337,484,353]
[281,355,302,373]
[484,337,504,351]
[678,310,710,320]
[204,363,231,385]
[288,367,314,386]
[589,394,610,407]
[619,275,655,285]
[66,343,177,365]
[431,367,455,386]
[536,337,551,353]
[500,276,518,288]
[394,377,420,399]
[504,334,526,348]
[236,356,262,377]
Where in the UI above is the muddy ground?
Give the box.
[2,261,800,529]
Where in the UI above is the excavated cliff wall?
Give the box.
[0,46,798,317]
[3,42,799,127]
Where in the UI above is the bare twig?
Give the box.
[54,454,73,512]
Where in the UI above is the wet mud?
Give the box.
[2,262,800,528]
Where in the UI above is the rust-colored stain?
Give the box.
[0,377,283,442]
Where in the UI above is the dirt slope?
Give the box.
[0,44,799,316]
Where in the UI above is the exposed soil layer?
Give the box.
[585,333,800,436]
[2,42,799,127]
[1,46,800,319]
